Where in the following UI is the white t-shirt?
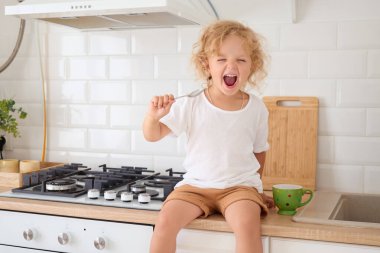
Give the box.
[160,92,269,193]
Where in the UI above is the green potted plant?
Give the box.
[0,99,27,159]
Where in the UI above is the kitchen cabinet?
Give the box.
[0,210,153,253]
[176,228,269,253]
[0,245,49,252]
[270,237,380,253]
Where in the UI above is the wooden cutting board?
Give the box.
[262,96,319,190]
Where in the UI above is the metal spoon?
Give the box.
[175,89,205,99]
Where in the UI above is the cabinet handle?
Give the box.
[58,232,70,245]
[94,237,106,250]
[23,229,35,241]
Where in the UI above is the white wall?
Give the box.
[0,0,379,194]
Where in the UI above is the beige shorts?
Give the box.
[164,184,268,218]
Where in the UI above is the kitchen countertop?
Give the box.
[0,187,379,247]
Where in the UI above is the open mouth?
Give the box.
[223,74,238,87]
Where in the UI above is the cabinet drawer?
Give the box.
[177,228,269,253]
[270,237,380,253]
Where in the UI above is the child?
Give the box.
[143,20,274,253]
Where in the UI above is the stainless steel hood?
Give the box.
[5,0,215,30]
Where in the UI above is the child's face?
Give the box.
[207,35,252,95]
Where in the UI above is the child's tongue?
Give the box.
[223,75,237,86]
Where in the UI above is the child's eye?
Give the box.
[217,58,226,62]
[238,59,246,62]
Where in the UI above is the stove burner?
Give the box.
[154,178,171,184]
[131,184,146,193]
[144,179,171,187]
[46,179,77,191]
[70,174,96,187]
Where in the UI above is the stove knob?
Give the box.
[104,190,116,201]
[138,193,151,204]
[121,191,133,202]
[88,189,100,199]
[94,236,106,250]
[23,228,36,241]
[58,232,70,245]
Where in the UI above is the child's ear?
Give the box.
[201,59,210,75]
[201,58,209,70]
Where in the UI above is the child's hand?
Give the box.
[261,193,275,209]
[147,94,175,121]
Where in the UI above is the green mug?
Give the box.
[272,184,313,216]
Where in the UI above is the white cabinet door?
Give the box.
[177,228,269,253]
[0,245,50,253]
[270,237,380,253]
[0,210,153,253]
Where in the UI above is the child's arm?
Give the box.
[143,94,175,142]
[254,151,266,177]
[254,151,275,208]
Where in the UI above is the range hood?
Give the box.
[5,0,215,30]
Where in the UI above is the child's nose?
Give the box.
[226,61,238,70]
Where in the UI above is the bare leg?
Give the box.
[224,200,263,253]
[150,199,203,253]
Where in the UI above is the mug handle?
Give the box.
[299,189,313,207]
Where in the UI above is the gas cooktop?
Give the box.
[0,163,184,211]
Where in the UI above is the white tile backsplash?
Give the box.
[338,21,380,49]
[131,131,178,155]
[317,164,364,193]
[317,136,334,163]
[46,57,66,80]
[154,55,194,79]
[4,148,43,162]
[1,0,380,194]
[335,137,380,165]
[367,109,380,137]
[0,81,43,102]
[280,79,336,107]
[153,156,185,173]
[89,31,130,56]
[48,81,88,103]
[13,126,43,149]
[367,50,380,78]
[67,151,108,170]
[47,33,87,56]
[0,57,43,80]
[297,0,380,22]
[109,153,153,169]
[319,108,366,136]
[280,22,337,50]
[109,56,154,79]
[269,52,308,78]
[177,27,201,53]
[309,51,367,78]
[68,57,107,80]
[337,79,380,107]
[89,81,131,103]
[69,105,108,127]
[17,103,44,126]
[131,29,178,55]
[132,80,178,105]
[48,128,87,149]
[250,24,280,51]
[46,150,68,164]
[364,166,380,194]
[48,105,67,127]
[110,105,146,128]
[88,129,131,152]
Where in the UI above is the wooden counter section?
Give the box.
[0,195,379,247]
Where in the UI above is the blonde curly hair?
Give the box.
[192,20,268,90]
